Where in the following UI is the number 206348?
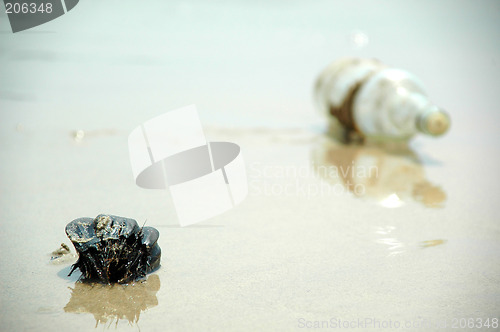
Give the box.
[5,2,53,14]
[450,318,498,329]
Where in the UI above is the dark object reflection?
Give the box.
[64,274,160,327]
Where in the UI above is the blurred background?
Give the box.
[1,0,499,133]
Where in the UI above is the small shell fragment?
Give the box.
[50,243,76,264]
[51,243,70,258]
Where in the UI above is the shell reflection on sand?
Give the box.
[64,274,160,327]
[311,139,446,208]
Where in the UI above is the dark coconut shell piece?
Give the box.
[66,214,161,284]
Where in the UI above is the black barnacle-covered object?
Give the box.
[65,214,161,284]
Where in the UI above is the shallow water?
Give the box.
[1,1,500,331]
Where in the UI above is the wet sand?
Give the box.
[1,1,499,331]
